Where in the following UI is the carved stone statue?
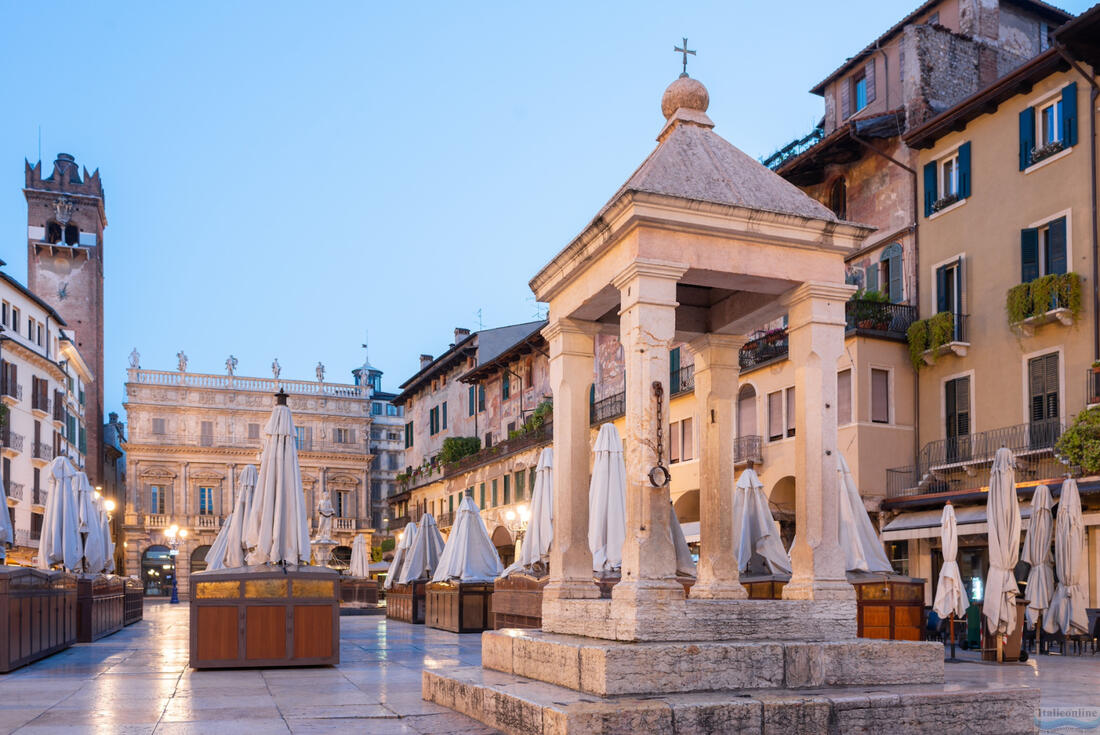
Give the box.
[176,350,188,372]
[226,355,238,376]
[128,348,141,369]
[272,358,281,379]
[316,362,325,382]
[315,492,336,543]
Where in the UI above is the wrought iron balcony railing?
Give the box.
[0,429,24,453]
[670,364,695,396]
[591,391,626,425]
[844,300,917,338]
[6,482,22,501]
[740,330,789,371]
[733,435,763,465]
[32,441,54,461]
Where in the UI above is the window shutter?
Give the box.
[1029,357,1045,423]
[871,369,889,423]
[935,266,949,313]
[442,401,448,430]
[768,392,783,440]
[865,264,879,294]
[785,387,796,437]
[468,386,475,416]
[864,60,876,104]
[840,80,851,121]
[837,370,852,425]
[1044,353,1059,419]
[669,347,681,393]
[883,243,903,302]
[1021,228,1040,282]
[956,142,971,199]
[1019,107,1036,170]
[1048,217,1067,276]
[923,162,937,216]
[682,417,693,460]
[955,378,970,436]
[1061,82,1078,147]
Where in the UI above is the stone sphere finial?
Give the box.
[661,76,709,119]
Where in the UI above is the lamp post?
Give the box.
[503,504,530,566]
[163,523,188,604]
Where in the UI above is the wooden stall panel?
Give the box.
[860,605,892,639]
[196,607,238,661]
[245,606,287,661]
[893,605,923,641]
[293,605,334,659]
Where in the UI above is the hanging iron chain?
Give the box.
[649,381,670,488]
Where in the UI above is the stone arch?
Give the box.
[768,476,797,550]
[331,545,352,569]
[828,176,846,219]
[673,489,700,524]
[141,544,174,597]
[491,525,515,567]
[737,384,758,438]
[190,544,212,574]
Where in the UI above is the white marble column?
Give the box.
[781,282,855,601]
[688,333,748,599]
[612,260,688,605]
[542,318,600,601]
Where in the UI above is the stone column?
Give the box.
[612,260,688,605]
[542,318,599,601]
[781,282,855,601]
[688,333,748,599]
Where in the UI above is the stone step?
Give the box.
[422,665,1040,735]
[482,629,945,695]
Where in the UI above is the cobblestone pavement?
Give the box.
[1,600,1097,734]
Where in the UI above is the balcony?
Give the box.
[1007,273,1081,338]
[886,418,1063,500]
[733,435,763,466]
[1,381,21,406]
[145,514,169,528]
[437,511,454,529]
[52,400,65,424]
[131,432,366,455]
[591,391,625,425]
[30,395,50,419]
[6,482,23,502]
[0,429,24,457]
[844,300,917,340]
[739,330,788,372]
[335,517,356,531]
[670,364,695,396]
[1088,367,1100,407]
[444,423,553,478]
[194,514,222,530]
[32,441,54,464]
[912,313,969,365]
[390,514,411,530]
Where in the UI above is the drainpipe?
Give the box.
[848,129,922,487]
[1053,45,1099,361]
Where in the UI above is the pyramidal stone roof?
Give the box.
[594,76,840,224]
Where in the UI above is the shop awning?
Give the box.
[882,506,1100,541]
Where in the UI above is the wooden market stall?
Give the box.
[386,581,426,623]
[189,565,340,669]
[76,574,124,642]
[123,577,144,626]
[0,567,77,673]
[340,577,379,606]
[426,581,494,633]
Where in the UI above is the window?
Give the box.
[468,385,477,416]
[853,71,868,112]
[502,377,511,401]
[1019,83,1078,169]
[152,418,166,435]
[27,318,34,341]
[838,370,852,425]
[11,307,18,332]
[479,482,486,510]
[248,423,260,440]
[484,432,493,448]
[200,421,214,446]
[879,243,903,302]
[478,385,485,412]
[871,369,890,424]
[669,417,694,463]
[30,512,42,540]
[923,143,970,216]
[1021,216,1067,283]
[785,387,795,438]
[372,402,383,415]
[36,323,42,346]
[503,475,511,505]
[334,428,355,444]
[198,487,215,515]
[1028,353,1059,426]
[828,178,846,219]
[1,302,6,324]
[150,485,166,514]
[295,426,311,451]
[767,391,784,441]
[491,479,499,507]
[934,259,964,342]
[429,406,440,435]
[841,60,875,119]
[529,467,536,493]
[441,401,447,430]
[335,491,349,517]
[515,470,525,501]
[737,385,757,438]
[945,376,971,460]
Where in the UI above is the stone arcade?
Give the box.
[422,75,1039,733]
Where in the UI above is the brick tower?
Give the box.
[24,153,106,485]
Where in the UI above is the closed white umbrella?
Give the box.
[245,394,311,566]
[432,496,502,583]
[589,424,626,575]
[204,514,234,572]
[837,453,893,573]
[733,467,791,575]
[75,472,108,574]
[384,521,417,590]
[668,503,696,577]
[1021,484,1054,627]
[983,447,1021,638]
[933,503,968,620]
[207,464,259,571]
[38,456,82,571]
[502,447,553,577]
[399,513,445,583]
[98,495,115,574]
[0,464,13,561]
[1044,478,1087,636]
[348,534,370,578]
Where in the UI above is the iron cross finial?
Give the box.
[674,37,695,77]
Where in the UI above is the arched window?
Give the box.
[737,385,757,438]
[879,243,903,303]
[46,222,62,244]
[828,178,847,220]
[331,545,352,569]
[64,224,78,245]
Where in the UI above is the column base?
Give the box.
[781,577,856,601]
[688,579,748,600]
[543,579,601,602]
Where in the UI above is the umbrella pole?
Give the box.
[1036,612,1042,655]
[996,629,1003,663]
[949,614,958,662]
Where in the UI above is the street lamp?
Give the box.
[163,523,189,604]
[503,504,531,565]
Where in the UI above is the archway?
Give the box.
[190,545,212,574]
[142,545,174,597]
[331,545,352,570]
[491,526,515,567]
[768,476,797,551]
[673,489,700,524]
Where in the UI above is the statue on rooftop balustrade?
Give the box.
[176,351,188,372]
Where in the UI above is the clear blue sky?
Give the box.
[0,1,1090,419]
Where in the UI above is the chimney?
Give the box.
[454,327,471,343]
[420,354,433,369]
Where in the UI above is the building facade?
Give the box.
[353,357,405,536]
[0,268,93,565]
[24,153,107,486]
[121,362,374,598]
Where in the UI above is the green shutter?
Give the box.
[923,162,937,216]
[1019,107,1036,170]
[442,401,448,430]
[468,386,475,416]
[479,483,485,509]
[491,479,498,507]
[1021,228,1040,283]
[956,142,971,199]
[935,265,949,313]
[865,264,879,294]
[882,243,903,303]
[669,347,681,392]
[1061,82,1078,147]
[478,385,485,411]
[1048,217,1067,276]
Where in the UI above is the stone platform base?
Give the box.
[482,629,944,696]
[541,597,857,641]
[422,666,1039,735]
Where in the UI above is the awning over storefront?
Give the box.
[883,506,1100,541]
